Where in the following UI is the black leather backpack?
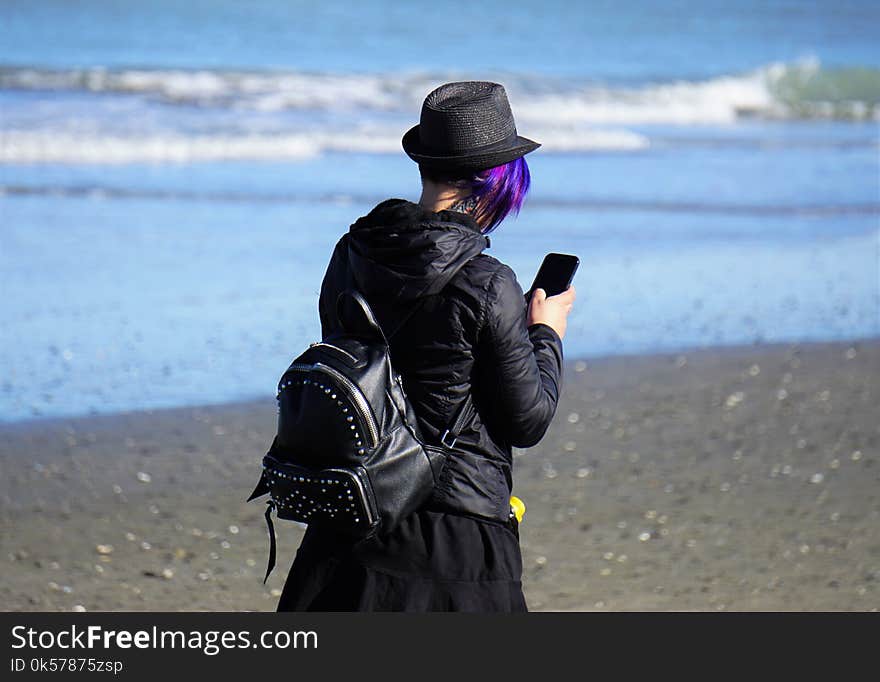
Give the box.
[248,287,473,582]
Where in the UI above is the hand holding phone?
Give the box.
[525,253,578,339]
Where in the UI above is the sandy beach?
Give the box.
[1,339,878,612]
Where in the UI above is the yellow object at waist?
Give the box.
[510,495,525,523]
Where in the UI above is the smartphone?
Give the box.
[525,253,579,300]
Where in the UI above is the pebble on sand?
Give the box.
[724,392,745,409]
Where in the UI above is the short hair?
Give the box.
[419,156,531,234]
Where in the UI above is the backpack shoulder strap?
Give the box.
[344,252,481,447]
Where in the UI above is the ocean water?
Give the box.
[1,0,878,422]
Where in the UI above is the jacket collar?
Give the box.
[344,199,490,301]
[350,198,485,236]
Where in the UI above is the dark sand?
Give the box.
[2,339,878,612]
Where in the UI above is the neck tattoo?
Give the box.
[448,194,479,215]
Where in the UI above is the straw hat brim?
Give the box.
[401,124,540,172]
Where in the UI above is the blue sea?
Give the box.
[1,0,878,422]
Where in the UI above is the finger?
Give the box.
[531,288,547,302]
[549,286,576,302]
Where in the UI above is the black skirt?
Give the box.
[276,509,527,612]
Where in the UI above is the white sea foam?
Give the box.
[0,126,649,163]
[515,71,774,125]
[0,66,420,111]
[0,131,321,164]
[527,128,649,151]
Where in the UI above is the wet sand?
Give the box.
[1,339,878,612]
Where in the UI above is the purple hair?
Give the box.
[468,156,531,233]
[420,156,531,234]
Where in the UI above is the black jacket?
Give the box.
[318,199,564,523]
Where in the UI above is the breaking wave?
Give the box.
[1,58,877,163]
[2,58,877,122]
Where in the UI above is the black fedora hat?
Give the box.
[402,81,540,172]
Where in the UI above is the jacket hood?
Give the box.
[346,199,490,302]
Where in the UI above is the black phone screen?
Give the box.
[526,253,579,299]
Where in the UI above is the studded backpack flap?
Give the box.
[248,287,474,582]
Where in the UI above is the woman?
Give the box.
[277,81,575,612]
